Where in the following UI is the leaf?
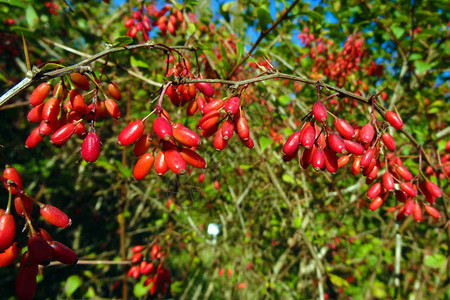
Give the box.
[408,53,423,61]
[391,26,405,39]
[130,56,149,68]
[257,7,272,31]
[329,273,349,287]
[222,1,235,12]
[187,23,196,36]
[424,253,446,268]
[0,0,26,8]
[278,95,291,106]
[300,10,322,22]
[414,61,432,74]
[282,174,295,184]
[294,217,302,228]
[219,43,230,71]
[259,136,273,152]
[65,275,82,297]
[133,276,150,297]
[236,41,244,60]
[26,5,38,29]
[113,36,133,47]
[196,43,209,50]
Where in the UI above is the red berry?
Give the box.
[164,149,187,175]
[0,242,21,267]
[221,120,235,141]
[27,103,44,123]
[425,181,442,198]
[396,165,413,181]
[42,97,61,123]
[312,147,325,171]
[179,148,207,169]
[40,205,72,228]
[70,73,90,91]
[202,98,224,115]
[385,111,403,130]
[236,115,250,141]
[323,148,338,174]
[173,124,201,147]
[334,118,355,139]
[223,96,241,116]
[105,98,121,119]
[369,196,383,211]
[381,132,396,151]
[360,124,374,145]
[15,263,38,300]
[14,196,33,217]
[133,153,155,180]
[424,205,440,219]
[3,165,23,194]
[195,82,214,97]
[108,82,122,100]
[153,117,173,141]
[154,151,168,176]
[81,131,101,163]
[27,234,52,266]
[312,102,328,123]
[118,121,145,146]
[400,182,417,197]
[50,241,78,265]
[51,123,76,145]
[343,139,365,155]
[382,172,395,191]
[300,123,315,149]
[360,148,375,169]
[328,133,346,154]
[367,182,382,199]
[0,213,16,251]
[283,131,301,156]
[25,127,44,148]
[29,82,51,106]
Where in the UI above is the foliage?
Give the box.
[0,0,449,299]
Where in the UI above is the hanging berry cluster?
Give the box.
[126,243,171,297]
[124,3,184,41]
[25,72,122,163]
[283,88,443,222]
[1,165,77,300]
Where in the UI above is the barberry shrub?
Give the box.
[0,1,448,299]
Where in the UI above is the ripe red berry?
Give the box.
[360,148,375,169]
[424,181,442,198]
[236,116,250,141]
[195,82,214,97]
[108,82,122,100]
[27,103,44,123]
[151,244,160,260]
[327,133,346,154]
[360,124,374,145]
[395,165,413,181]
[367,182,382,199]
[105,98,121,119]
[0,242,21,267]
[400,182,417,197]
[403,200,415,216]
[369,196,383,211]
[202,98,224,115]
[173,124,201,147]
[42,97,61,123]
[300,123,315,149]
[49,241,78,265]
[133,153,155,180]
[223,96,241,116]
[312,147,325,171]
[29,82,51,106]
[334,118,355,139]
[25,127,44,148]
[385,111,403,130]
[40,205,72,228]
[241,136,255,149]
[164,149,187,175]
[343,139,365,155]
[179,148,206,169]
[154,151,168,176]
[0,213,16,251]
[3,165,23,194]
[133,134,152,157]
[323,148,338,174]
[51,123,76,146]
[221,120,235,141]
[14,196,33,217]
[283,131,301,157]
[153,117,173,141]
[382,172,395,191]
[118,121,145,146]
[70,73,90,91]
[381,132,396,151]
[312,102,327,123]
[413,203,422,222]
[198,110,220,131]
[15,263,38,300]
[81,131,101,163]
[27,234,52,266]
[424,205,440,219]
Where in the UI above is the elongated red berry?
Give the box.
[424,205,440,219]
[425,181,442,198]
[27,104,44,123]
[50,241,78,265]
[352,156,361,175]
[343,139,365,155]
[403,200,415,216]
[51,123,75,146]
[396,165,413,181]
[105,98,121,119]
[14,196,33,217]
[241,136,254,149]
[301,124,315,149]
[382,172,395,191]
[173,124,201,147]
[214,127,228,151]
[385,111,403,130]
[236,116,250,141]
[118,121,145,146]
[164,149,186,175]
[42,97,61,123]
[381,132,396,151]
[413,203,422,222]
[224,96,241,116]
[40,205,71,228]
[133,134,152,157]
[313,102,327,123]
[328,133,346,154]
[30,82,51,106]
[179,148,206,169]
[0,242,21,267]
[283,132,301,156]
[70,73,90,91]
[72,93,88,116]
[81,131,101,163]
[360,148,375,169]
[27,234,52,265]
[312,147,325,171]
[25,127,43,148]
[198,110,220,131]
[153,117,173,141]
[360,124,374,145]
[195,82,214,97]
[108,82,122,100]
[3,165,23,194]
[221,120,235,141]
[400,182,417,197]
[323,148,338,174]
[154,151,168,176]
[16,263,38,300]
[334,118,355,139]
[202,98,224,115]
[133,153,155,180]
[337,155,351,168]
[369,196,383,211]
[367,182,382,199]
[0,213,16,251]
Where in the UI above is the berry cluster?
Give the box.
[1,165,77,300]
[283,93,443,221]
[124,4,184,41]
[127,244,171,296]
[25,73,122,163]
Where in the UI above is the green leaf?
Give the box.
[65,275,82,297]
[26,5,38,29]
[278,95,291,106]
[0,0,26,8]
[222,1,235,12]
[294,217,302,228]
[133,276,150,297]
[391,26,405,39]
[219,43,230,71]
[329,273,349,287]
[113,36,133,47]
[414,61,432,74]
[236,41,244,60]
[196,43,209,50]
[259,136,273,152]
[408,53,423,61]
[130,56,149,68]
[300,10,322,23]
[424,253,446,268]
[282,174,295,184]
[185,0,199,11]
[371,281,387,298]
[257,7,272,31]
[187,23,196,36]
